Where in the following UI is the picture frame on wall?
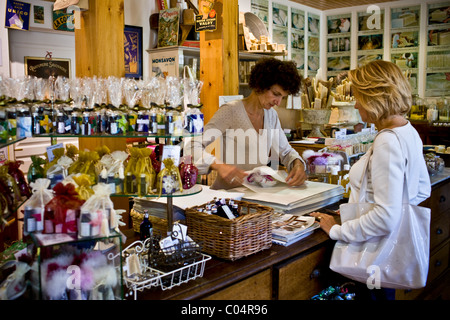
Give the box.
[24,56,71,79]
[124,25,143,79]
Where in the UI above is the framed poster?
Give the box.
[5,0,31,30]
[24,56,71,79]
[53,8,74,32]
[124,25,143,79]
[159,8,180,44]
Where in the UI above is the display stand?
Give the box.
[39,130,203,235]
[31,231,124,300]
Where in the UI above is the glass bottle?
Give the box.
[7,107,17,140]
[44,207,55,234]
[136,110,149,132]
[81,111,91,135]
[17,106,32,138]
[329,167,340,185]
[125,171,134,194]
[339,164,350,178]
[341,173,351,199]
[140,210,153,241]
[71,112,80,135]
[150,111,158,134]
[32,112,41,135]
[439,97,449,122]
[0,110,8,143]
[426,103,438,123]
[410,96,425,120]
[138,173,148,197]
[107,173,116,194]
[56,111,66,134]
[165,111,174,135]
[79,210,91,238]
[24,205,36,235]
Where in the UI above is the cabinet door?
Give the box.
[275,245,331,300]
[429,182,450,217]
[203,269,272,300]
[428,242,449,285]
[430,208,450,252]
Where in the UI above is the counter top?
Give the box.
[122,224,333,300]
[430,167,450,186]
[122,169,450,300]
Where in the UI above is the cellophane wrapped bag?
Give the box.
[179,155,198,189]
[79,183,119,238]
[156,158,183,197]
[44,182,84,234]
[23,178,54,234]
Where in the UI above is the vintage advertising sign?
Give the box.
[25,57,71,79]
[150,49,178,78]
[53,8,74,32]
[195,0,217,32]
[158,8,180,47]
[5,0,31,30]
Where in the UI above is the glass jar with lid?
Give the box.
[426,98,439,123]
[438,97,449,122]
[410,96,426,121]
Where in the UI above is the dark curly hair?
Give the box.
[248,58,302,95]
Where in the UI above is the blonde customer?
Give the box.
[311,60,431,300]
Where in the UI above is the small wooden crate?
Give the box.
[185,200,273,261]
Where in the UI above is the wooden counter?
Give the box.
[122,220,336,300]
[123,168,450,301]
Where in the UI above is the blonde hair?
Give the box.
[348,60,411,122]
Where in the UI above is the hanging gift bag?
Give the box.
[330,131,430,289]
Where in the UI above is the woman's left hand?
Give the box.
[310,212,338,236]
[285,160,307,186]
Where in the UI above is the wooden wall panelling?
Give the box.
[200,0,239,124]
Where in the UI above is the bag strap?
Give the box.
[380,128,410,203]
[358,128,408,203]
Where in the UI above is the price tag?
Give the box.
[46,143,64,162]
[160,145,181,170]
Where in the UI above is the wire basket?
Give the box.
[185,200,273,261]
[117,233,210,299]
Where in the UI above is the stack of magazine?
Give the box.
[238,167,344,216]
[271,213,320,246]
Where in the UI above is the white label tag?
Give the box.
[171,223,188,240]
[222,205,236,219]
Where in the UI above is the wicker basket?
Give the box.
[130,208,185,235]
[185,200,273,261]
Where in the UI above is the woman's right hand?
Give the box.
[211,162,248,186]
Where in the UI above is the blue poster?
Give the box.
[5,0,30,30]
[124,25,143,79]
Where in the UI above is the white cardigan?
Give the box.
[329,122,431,242]
[184,100,304,189]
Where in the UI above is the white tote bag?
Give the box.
[329,134,431,289]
